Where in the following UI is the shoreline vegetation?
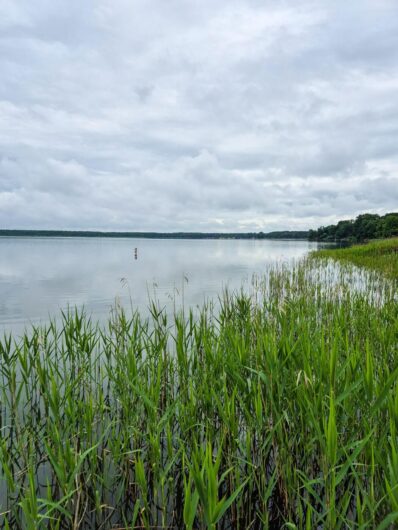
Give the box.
[0,229,309,240]
[1,256,398,528]
[309,212,398,243]
[313,237,398,280]
[1,211,397,243]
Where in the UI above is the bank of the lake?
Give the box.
[313,237,398,280]
[1,257,397,529]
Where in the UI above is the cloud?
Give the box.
[0,0,397,231]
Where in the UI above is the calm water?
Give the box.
[0,237,318,334]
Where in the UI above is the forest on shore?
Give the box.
[0,229,309,240]
[309,212,398,242]
[2,212,398,243]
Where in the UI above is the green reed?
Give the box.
[313,237,398,279]
[0,259,397,529]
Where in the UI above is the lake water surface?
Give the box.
[0,237,318,334]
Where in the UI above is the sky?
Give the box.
[1,0,398,232]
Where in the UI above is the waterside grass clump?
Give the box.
[0,261,397,529]
[313,237,398,280]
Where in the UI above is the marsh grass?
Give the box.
[313,237,398,280]
[0,261,397,529]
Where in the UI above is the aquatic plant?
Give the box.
[0,261,397,528]
[313,237,398,280]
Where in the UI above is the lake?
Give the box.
[0,237,318,334]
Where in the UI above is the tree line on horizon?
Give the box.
[309,212,398,242]
[0,229,309,240]
[2,213,398,243]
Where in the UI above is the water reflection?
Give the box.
[0,237,318,334]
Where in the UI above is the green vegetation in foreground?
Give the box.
[1,261,398,529]
[314,237,398,279]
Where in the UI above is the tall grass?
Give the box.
[313,237,398,279]
[0,260,397,529]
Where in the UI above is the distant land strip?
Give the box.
[0,229,309,240]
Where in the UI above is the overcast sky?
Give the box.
[1,0,397,232]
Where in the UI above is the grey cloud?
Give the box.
[0,0,397,231]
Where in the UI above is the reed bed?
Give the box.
[313,237,398,280]
[0,260,397,529]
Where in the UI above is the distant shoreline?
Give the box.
[0,229,310,240]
